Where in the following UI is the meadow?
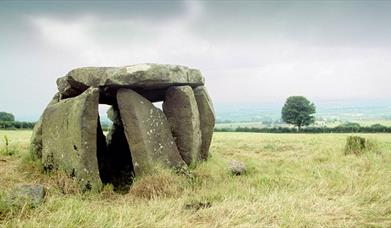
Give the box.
[215,119,391,130]
[0,130,390,227]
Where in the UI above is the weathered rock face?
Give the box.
[163,86,202,165]
[104,106,134,192]
[32,63,215,192]
[57,64,204,101]
[30,93,60,160]
[194,86,215,160]
[228,160,247,176]
[117,88,187,176]
[10,184,46,208]
[96,118,110,184]
[41,88,102,191]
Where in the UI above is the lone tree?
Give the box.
[0,112,15,121]
[281,96,316,131]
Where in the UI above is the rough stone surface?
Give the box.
[117,88,187,176]
[96,118,110,183]
[107,106,121,123]
[30,116,43,160]
[57,64,205,101]
[163,86,202,165]
[31,63,214,192]
[30,93,60,160]
[228,160,247,175]
[41,88,102,191]
[104,106,134,192]
[10,184,46,207]
[194,86,215,160]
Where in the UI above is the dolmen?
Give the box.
[30,64,215,192]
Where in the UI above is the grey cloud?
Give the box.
[197,1,391,47]
[0,0,186,21]
[1,0,391,121]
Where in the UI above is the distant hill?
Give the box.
[215,100,391,123]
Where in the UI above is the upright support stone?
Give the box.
[116,88,186,176]
[30,93,60,160]
[96,116,110,183]
[163,86,202,165]
[31,63,214,192]
[41,88,102,191]
[104,106,134,192]
[194,86,215,160]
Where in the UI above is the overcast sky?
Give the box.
[1,0,391,120]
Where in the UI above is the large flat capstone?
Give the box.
[117,88,187,176]
[163,86,202,165]
[41,88,102,191]
[31,63,214,193]
[57,64,205,102]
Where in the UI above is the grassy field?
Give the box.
[215,119,391,129]
[0,130,390,227]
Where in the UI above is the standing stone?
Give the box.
[163,86,202,165]
[41,88,102,191]
[193,86,215,160]
[30,93,60,160]
[96,117,110,183]
[104,106,134,192]
[116,88,186,176]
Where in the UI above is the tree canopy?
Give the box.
[281,96,316,130]
[0,112,15,121]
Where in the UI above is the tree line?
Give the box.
[0,121,35,129]
[216,96,391,133]
[215,123,391,133]
[0,112,35,129]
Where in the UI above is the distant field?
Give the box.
[216,119,391,129]
[0,130,390,227]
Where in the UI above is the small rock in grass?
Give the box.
[10,184,46,207]
[228,160,247,175]
[184,201,212,211]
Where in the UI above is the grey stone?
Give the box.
[30,93,60,160]
[107,106,121,123]
[193,86,215,160]
[117,88,187,176]
[228,160,247,175]
[163,86,202,165]
[96,117,110,184]
[41,88,102,191]
[57,64,205,102]
[11,184,45,207]
[104,105,134,192]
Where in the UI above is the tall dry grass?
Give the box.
[0,130,390,227]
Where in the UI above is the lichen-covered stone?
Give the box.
[31,63,214,193]
[10,184,46,207]
[57,64,205,101]
[163,86,202,165]
[193,86,215,160]
[117,88,186,176]
[41,88,102,191]
[228,160,247,176]
[103,106,134,192]
[30,93,60,160]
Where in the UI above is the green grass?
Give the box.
[215,119,391,129]
[0,130,390,227]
